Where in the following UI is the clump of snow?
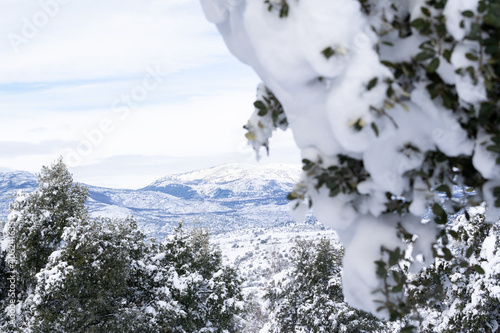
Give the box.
[201,0,496,316]
[443,0,480,41]
[200,0,241,23]
[451,43,487,105]
[483,180,500,223]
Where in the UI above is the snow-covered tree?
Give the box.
[200,0,500,316]
[28,217,179,333]
[404,208,500,332]
[264,237,394,332]
[161,223,245,332]
[4,157,88,289]
[24,220,244,333]
[0,158,89,329]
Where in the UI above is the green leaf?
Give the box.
[371,122,379,137]
[443,49,452,62]
[462,10,474,17]
[411,18,426,31]
[392,270,401,283]
[375,260,387,278]
[484,14,500,28]
[302,162,313,171]
[415,51,434,61]
[254,100,267,116]
[487,145,500,153]
[465,52,479,61]
[367,77,378,91]
[279,3,289,18]
[466,246,474,258]
[421,7,431,17]
[432,203,447,224]
[381,60,395,68]
[321,46,336,59]
[391,284,404,293]
[401,326,417,333]
[442,247,453,261]
[448,230,458,239]
[436,23,447,35]
[329,186,340,197]
[493,187,500,207]
[427,58,440,73]
[389,248,401,266]
[469,22,480,40]
[386,85,394,98]
[474,265,485,274]
[435,184,452,198]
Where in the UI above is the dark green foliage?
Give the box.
[294,155,369,202]
[161,224,244,332]
[30,217,175,333]
[321,46,336,59]
[265,238,392,332]
[5,157,88,289]
[244,85,288,157]
[405,213,500,332]
[264,0,290,18]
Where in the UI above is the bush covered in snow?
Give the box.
[201,0,500,317]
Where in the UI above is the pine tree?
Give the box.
[29,217,179,333]
[5,157,88,289]
[405,211,500,332]
[265,237,393,332]
[0,158,89,330]
[161,223,245,333]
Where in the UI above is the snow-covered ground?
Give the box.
[213,222,337,296]
[212,222,339,332]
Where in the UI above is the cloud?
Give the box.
[0,140,76,157]
[0,0,227,83]
[0,0,302,188]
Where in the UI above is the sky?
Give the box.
[0,0,300,189]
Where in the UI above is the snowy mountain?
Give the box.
[142,163,300,201]
[0,164,303,237]
[0,171,38,220]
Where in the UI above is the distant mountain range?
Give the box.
[0,164,304,237]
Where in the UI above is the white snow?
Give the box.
[451,43,487,105]
[443,0,480,41]
[201,0,495,317]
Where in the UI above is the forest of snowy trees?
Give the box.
[0,160,244,332]
[1,160,500,332]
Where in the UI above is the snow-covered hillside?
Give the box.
[0,171,38,220]
[0,163,303,237]
[143,163,300,200]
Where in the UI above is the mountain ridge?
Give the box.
[0,163,303,236]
